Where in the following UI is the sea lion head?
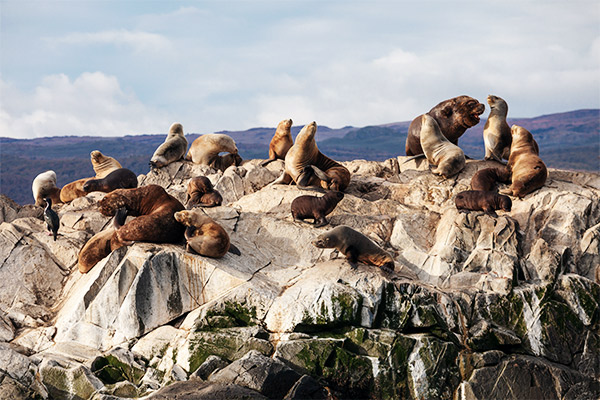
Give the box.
[82,179,98,192]
[98,190,128,216]
[311,233,334,249]
[168,123,184,137]
[277,118,293,133]
[439,95,485,129]
[327,177,345,192]
[326,190,345,202]
[90,151,105,163]
[487,95,508,113]
[510,124,532,142]
[499,195,512,212]
[174,210,192,226]
[296,121,317,145]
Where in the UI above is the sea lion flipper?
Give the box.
[228,243,241,256]
[269,172,292,186]
[309,165,331,183]
[261,158,276,167]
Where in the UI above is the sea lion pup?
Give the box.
[174,210,241,257]
[501,125,548,198]
[483,95,512,163]
[420,114,466,178]
[312,225,395,273]
[90,150,122,178]
[291,191,344,227]
[470,167,511,191]
[186,133,239,168]
[98,184,185,250]
[186,176,223,208]
[270,121,351,191]
[455,190,512,218]
[261,118,293,167]
[77,207,128,273]
[210,152,243,172]
[83,168,138,193]
[32,170,62,207]
[150,123,189,169]
[406,95,485,156]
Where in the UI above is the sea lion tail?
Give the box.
[228,243,241,256]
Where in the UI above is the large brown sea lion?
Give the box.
[483,95,512,163]
[420,114,466,178]
[262,118,293,167]
[270,121,351,191]
[470,167,511,192]
[501,125,547,198]
[186,176,222,208]
[174,210,240,258]
[186,133,240,172]
[291,191,344,227]
[83,168,138,193]
[406,95,485,156]
[32,170,62,207]
[98,185,185,250]
[455,190,512,218]
[312,225,395,273]
[150,123,189,168]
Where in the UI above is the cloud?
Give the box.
[0,72,170,138]
[49,29,172,54]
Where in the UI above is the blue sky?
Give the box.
[1,0,599,138]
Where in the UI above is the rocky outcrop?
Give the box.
[0,157,598,399]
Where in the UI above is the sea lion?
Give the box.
[455,190,512,218]
[470,167,511,191]
[210,152,242,172]
[406,95,485,156]
[43,197,60,241]
[501,125,548,198]
[150,123,189,168]
[60,178,90,203]
[77,207,128,273]
[270,121,351,191]
[83,168,138,193]
[186,133,239,169]
[420,114,466,178]
[291,191,344,227]
[174,210,240,257]
[98,185,185,250]
[312,225,395,273]
[186,176,223,208]
[32,170,62,207]
[261,118,293,167]
[483,95,512,163]
[90,150,122,178]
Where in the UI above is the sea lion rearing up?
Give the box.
[291,191,344,227]
[98,185,185,250]
[420,114,466,178]
[312,225,395,273]
[150,123,189,168]
[174,210,240,258]
[470,167,511,192]
[501,125,547,198]
[261,118,293,167]
[83,168,138,193]
[32,170,62,207]
[186,133,240,172]
[483,95,512,163]
[186,176,223,208]
[91,150,122,178]
[455,190,512,218]
[270,121,351,191]
[406,95,485,156]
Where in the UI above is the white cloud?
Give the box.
[49,29,172,54]
[0,72,170,138]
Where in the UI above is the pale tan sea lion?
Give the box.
[91,150,122,178]
[60,178,89,203]
[186,133,238,166]
[150,123,189,168]
[483,95,512,163]
[32,170,62,207]
[262,118,293,167]
[420,114,466,178]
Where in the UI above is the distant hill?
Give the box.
[1,109,598,205]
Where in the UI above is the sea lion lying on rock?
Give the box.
[61,151,124,202]
[455,190,512,218]
[291,191,344,227]
[470,167,511,192]
[98,185,185,250]
[83,168,138,193]
[150,123,189,168]
[32,170,62,207]
[312,225,395,273]
[186,176,222,208]
[174,210,240,257]
[186,133,241,171]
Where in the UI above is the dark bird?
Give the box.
[44,197,60,241]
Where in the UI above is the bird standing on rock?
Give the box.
[44,197,60,241]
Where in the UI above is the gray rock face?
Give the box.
[0,158,598,399]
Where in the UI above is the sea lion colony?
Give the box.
[31,95,548,274]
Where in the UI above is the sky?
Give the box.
[1,0,599,139]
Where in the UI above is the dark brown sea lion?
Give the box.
[470,167,511,191]
[98,185,185,250]
[32,170,62,207]
[150,123,189,169]
[312,225,395,273]
[83,168,138,193]
[483,95,512,163]
[455,190,512,218]
[186,176,223,208]
[501,125,547,198]
[262,118,293,167]
[419,114,466,178]
[291,191,344,227]
[406,95,485,156]
[174,210,240,257]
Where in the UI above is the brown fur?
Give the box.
[262,118,293,166]
[291,191,344,227]
[77,208,128,273]
[186,176,223,208]
[210,152,242,172]
[483,95,512,162]
[60,178,90,203]
[455,190,512,218]
[91,151,122,178]
[502,125,547,198]
[419,114,466,178]
[312,225,395,273]
[98,185,185,250]
[470,167,511,191]
[83,168,138,193]
[406,95,485,156]
[174,210,230,258]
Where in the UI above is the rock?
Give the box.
[90,347,145,385]
[0,311,15,342]
[40,358,104,400]
[147,379,268,400]
[284,374,330,400]
[0,343,48,398]
[190,355,229,380]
